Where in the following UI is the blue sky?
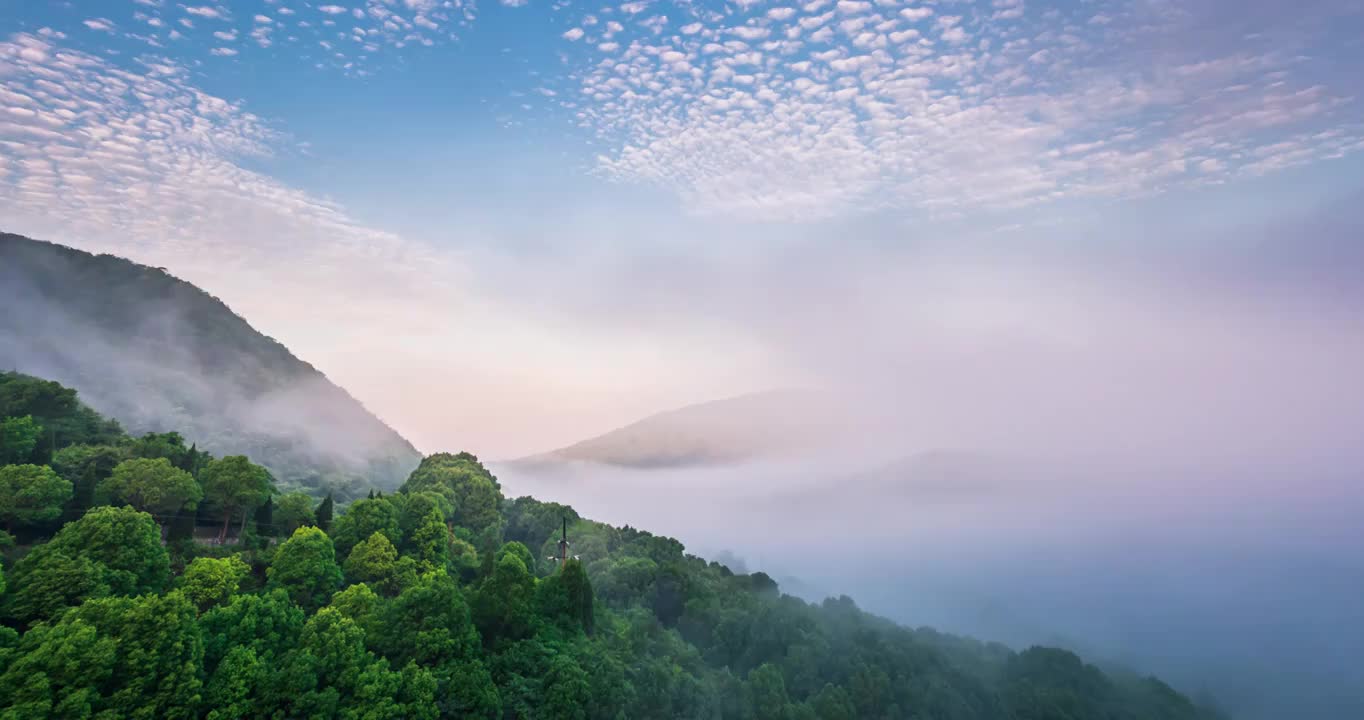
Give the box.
[2,0,1363,456]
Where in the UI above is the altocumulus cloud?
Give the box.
[559,0,1364,220]
[0,31,444,289]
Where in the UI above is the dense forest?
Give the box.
[0,233,420,498]
[0,373,1230,719]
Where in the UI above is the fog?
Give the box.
[0,236,420,494]
[496,450,1363,720]
[479,197,1364,720]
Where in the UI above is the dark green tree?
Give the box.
[0,415,42,464]
[254,495,275,537]
[343,531,412,596]
[267,526,343,612]
[315,492,334,533]
[274,492,316,536]
[332,496,401,560]
[180,556,250,611]
[0,464,72,533]
[200,455,272,545]
[472,545,538,648]
[51,443,125,515]
[538,558,596,634]
[96,457,202,532]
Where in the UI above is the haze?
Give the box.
[2,0,1362,717]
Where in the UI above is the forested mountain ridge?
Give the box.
[0,374,1231,720]
[0,232,420,498]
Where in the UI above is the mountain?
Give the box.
[0,232,419,497]
[0,373,1230,720]
[519,389,853,468]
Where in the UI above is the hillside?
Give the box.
[0,232,419,498]
[520,390,852,468]
[0,374,1230,720]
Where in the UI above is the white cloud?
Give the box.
[83,18,116,33]
[318,5,349,15]
[563,0,1364,220]
[563,27,585,41]
[214,29,238,41]
[210,47,238,56]
[184,6,226,20]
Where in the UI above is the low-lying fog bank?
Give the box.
[495,455,1364,720]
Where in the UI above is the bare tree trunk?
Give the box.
[238,508,251,541]
[219,510,232,545]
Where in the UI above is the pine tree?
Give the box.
[315,493,334,534]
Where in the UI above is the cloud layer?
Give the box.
[559,0,1364,219]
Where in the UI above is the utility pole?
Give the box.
[548,516,578,570]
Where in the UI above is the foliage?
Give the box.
[273,491,316,536]
[0,420,1228,720]
[343,531,415,596]
[0,415,41,465]
[0,464,72,531]
[400,453,505,546]
[267,526,344,612]
[96,457,202,521]
[331,496,401,560]
[179,556,250,611]
[199,455,272,543]
[51,444,125,515]
[0,371,123,452]
[315,492,334,533]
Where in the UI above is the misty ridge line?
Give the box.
[0,232,420,499]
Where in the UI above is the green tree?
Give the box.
[538,558,596,634]
[179,556,250,611]
[0,415,42,464]
[51,444,125,515]
[343,531,413,596]
[543,653,592,720]
[400,453,505,543]
[315,492,334,533]
[198,589,305,673]
[0,614,116,717]
[96,457,202,531]
[126,431,192,468]
[274,492,316,536]
[44,505,170,594]
[0,591,204,719]
[0,464,72,532]
[200,455,272,545]
[378,569,480,670]
[810,683,856,720]
[253,495,274,536]
[397,490,453,540]
[331,496,401,560]
[0,373,123,450]
[408,508,452,571]
[472,545,538,648]
[268,526,344,611]
[4,547,112,624]
[203,646,265,720]
[746,663,793,720]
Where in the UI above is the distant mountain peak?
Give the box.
[518,388,851,468]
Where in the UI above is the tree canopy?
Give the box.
[0,378,1231,720]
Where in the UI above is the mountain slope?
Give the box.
[0,232,419,496]
[521,390,851,468]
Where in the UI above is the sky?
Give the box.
[1,0,1362,458]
